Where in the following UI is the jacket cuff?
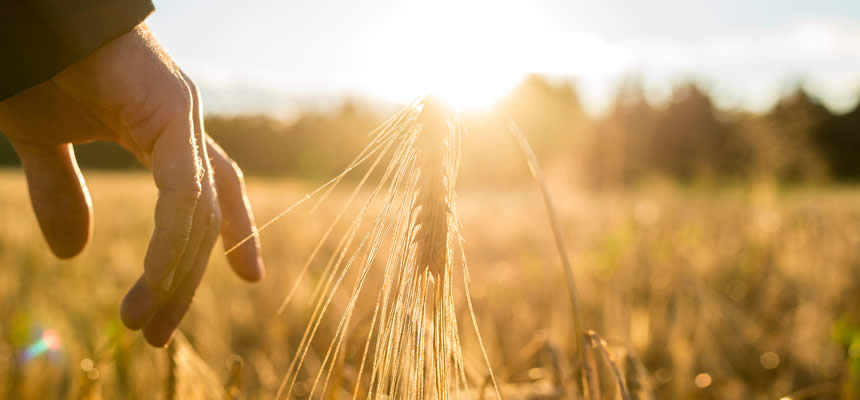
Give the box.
[0,1,155,101]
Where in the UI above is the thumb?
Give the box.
[13,142,93,258]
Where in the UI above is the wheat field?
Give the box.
[1,169,859,399]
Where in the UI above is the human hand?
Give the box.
[0,24,264,347]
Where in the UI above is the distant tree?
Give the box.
[650,83,741,181]
[764,88,831,182]
[814,101,860,181]
[205,114,295,176]
[0,129,139,170]
[500,74,588,161]
[1,81,857,187]
[205,100,385,179]
[74,142,139,169]
[586,77,658,186]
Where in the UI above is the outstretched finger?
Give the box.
[123,75,214,331]
[207,137,265,282]
[138,72,222,346]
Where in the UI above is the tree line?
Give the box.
[0,75,857,187]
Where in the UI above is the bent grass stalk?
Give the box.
[497,115,614,399]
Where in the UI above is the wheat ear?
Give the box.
[273,98,500,400]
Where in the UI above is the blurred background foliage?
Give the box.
[1,74,857,187]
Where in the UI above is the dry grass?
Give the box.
[0,161,859,398]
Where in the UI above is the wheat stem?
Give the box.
[498,115,590,395]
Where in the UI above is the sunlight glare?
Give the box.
[370,0,539,111]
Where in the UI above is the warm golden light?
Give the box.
[424,73,520,111]
[367,0,540,111]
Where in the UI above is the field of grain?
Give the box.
[1,171,859,399]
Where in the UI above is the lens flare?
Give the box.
[21,329,61,362]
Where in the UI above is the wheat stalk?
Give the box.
[405,98,457,399]
[413,99,452,279]
[496,115,617,399]
[269,97,501,400]
[365,98,501,399]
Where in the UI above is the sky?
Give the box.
[146,0,860,115]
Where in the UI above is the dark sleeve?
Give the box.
[0,1,155,101]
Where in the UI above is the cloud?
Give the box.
[614,18,860,111]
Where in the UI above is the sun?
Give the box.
[422,71,520,112]
[375,31,524,112]
[366,0,535,112]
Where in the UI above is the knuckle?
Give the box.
[145,77,193,128]
[128,78,194,150]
